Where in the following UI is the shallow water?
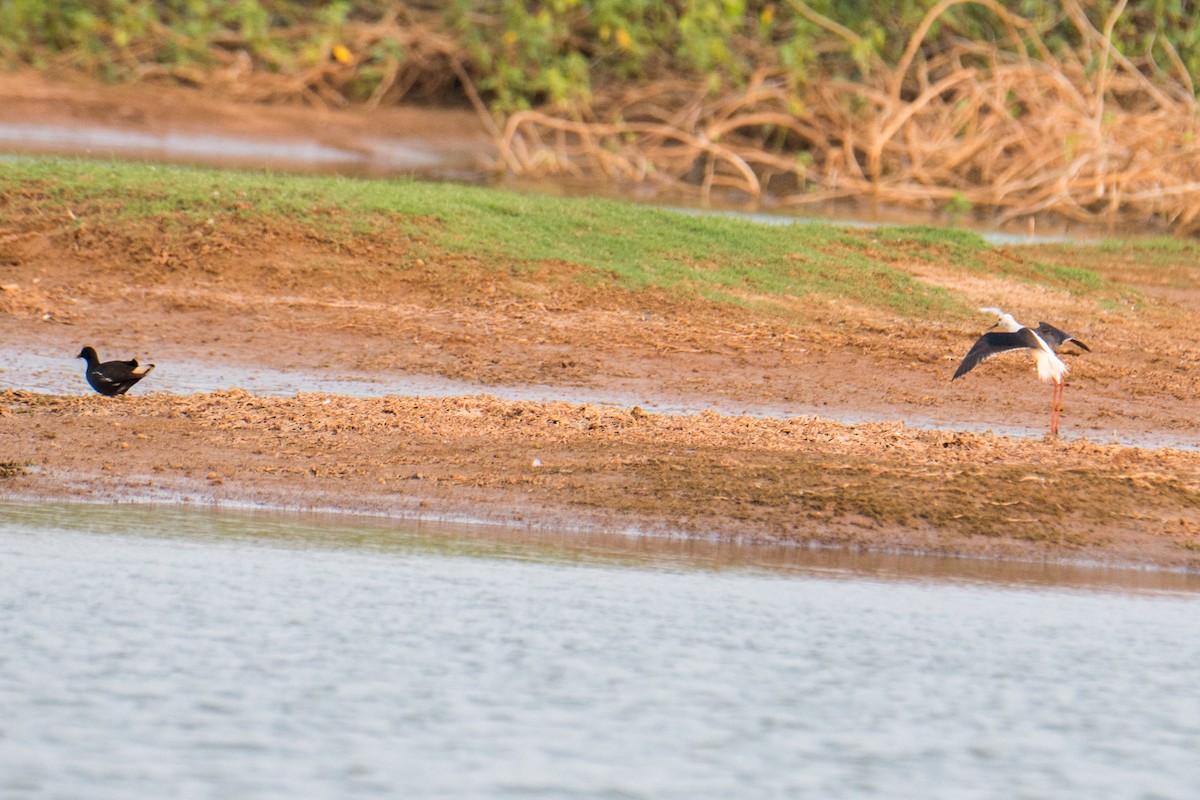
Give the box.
[2,124,1098,245]
[1,501,1199,799]
[0,122,474,179]
[3,347,1194,451]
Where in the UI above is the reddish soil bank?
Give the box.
[3,72,1200,567]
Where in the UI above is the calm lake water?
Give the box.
[2,501,1199,799]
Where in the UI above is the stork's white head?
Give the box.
[979,307,1022,332]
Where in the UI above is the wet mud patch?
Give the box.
[4,155,1200,566]
[3,391,1199,568]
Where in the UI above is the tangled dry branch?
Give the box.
[106,2,1200,233]
[497,1,1200,234]
[133,10,466,112]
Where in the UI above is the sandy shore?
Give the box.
[3,74,1200,568]
[3,390,1200,569]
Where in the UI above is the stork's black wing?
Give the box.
[952,328,1041,380]
[1035,322,1090,352]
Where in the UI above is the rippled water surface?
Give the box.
[2,502,1199,799]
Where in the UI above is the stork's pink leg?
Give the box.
[1057,381,1064,431]
[1050,381,1061,435]
[1052,381,1064,435]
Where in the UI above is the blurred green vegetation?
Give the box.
[2,1,1197,110]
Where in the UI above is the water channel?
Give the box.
[4,346,1195,451]
[2,501,1198,799]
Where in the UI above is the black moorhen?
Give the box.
[77,346,155,396]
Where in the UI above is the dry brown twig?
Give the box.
[105,3,1200,233]
[492,3,1200,234]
